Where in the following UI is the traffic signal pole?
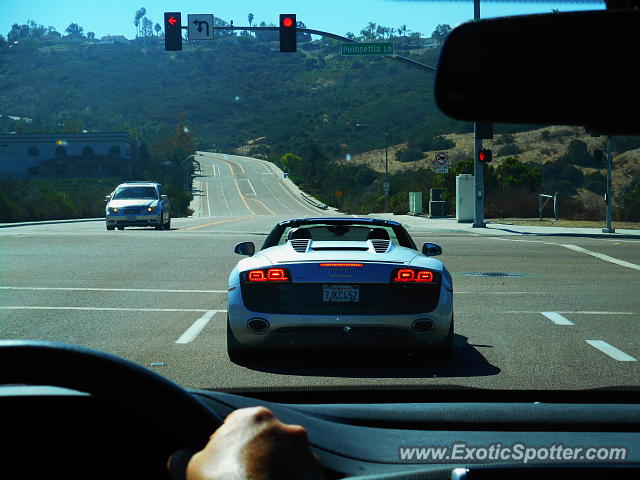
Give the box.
[602,136,615,233]
[472,0,486,228]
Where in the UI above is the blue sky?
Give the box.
[4,0,603,40]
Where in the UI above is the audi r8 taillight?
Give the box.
[391,268,437,283]
[242,268,291,282]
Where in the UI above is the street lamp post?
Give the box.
[356,123,389,213]
[181,154,196,192]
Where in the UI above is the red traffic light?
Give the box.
[279,14,297,52]
[167,16,178,26]
[478,149,492,163]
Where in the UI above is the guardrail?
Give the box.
[300,192,328,210]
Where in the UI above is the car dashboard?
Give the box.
[2,385,639,479]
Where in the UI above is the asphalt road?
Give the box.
[1,153,639,392]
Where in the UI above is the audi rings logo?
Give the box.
[328,269,353,277]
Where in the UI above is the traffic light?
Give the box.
[279,14,296,52]
[164,12,182,51]
[478,149,492,163]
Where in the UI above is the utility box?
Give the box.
[456,174,475,223]
[429,201,447,217]
[430,188,445,201]
[409,192,423,215]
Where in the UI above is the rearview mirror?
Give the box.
[104,195,111,203]
[435,10,640,135]
[422,243,442,257]
[161,194,169,201]
[234,242,255,256]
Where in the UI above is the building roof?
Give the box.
[39,155,134,166]
[0,132,130,143]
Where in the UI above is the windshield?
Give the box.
[2,0,638,408]
[113,186,158,200]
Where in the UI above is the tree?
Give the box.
[398,24,407,37]
[248,13,254,28]
[431,24,452,44]
[134,7,147,38]
[154,23,161,38]
[86,31,95,41]
[0,34,6,48]
[134,10,142,37]
[7,21,47,43]
[65,23,84,39]
[296,21,312,43]
[142,17,153,39]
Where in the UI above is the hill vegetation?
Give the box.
[1,16,639,222]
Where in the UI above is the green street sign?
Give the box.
[341,42,394,56]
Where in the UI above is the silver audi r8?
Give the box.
[227,217,454,361]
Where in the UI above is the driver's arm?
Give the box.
[169,406,325,480]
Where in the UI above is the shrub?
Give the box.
[541,130,551,140]
[395,147,423,162]
[494,133,515,145]
[584,171,606,195]
[497,144,522,156]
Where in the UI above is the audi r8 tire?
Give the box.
[164,214,171,230]
[117,226,125,230]
[106,225,115,231]
[227,315,249,363]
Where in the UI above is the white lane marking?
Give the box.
[217,166,233,215]
[560,244,640,271]
[504,311,635,314]
[245,179,257,196]
[586,340,637,362]
[541,311,574,325]
[456,291,548,294]
[1,306,227,312]
[261,179,295,214]
[205,177,212,217]
[277,183,323,215]
[175,310,218,343]
[0,286,226,293]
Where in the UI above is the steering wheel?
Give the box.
[0,340,223,449]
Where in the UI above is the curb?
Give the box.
[0,218,103,228]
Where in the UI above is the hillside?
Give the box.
[350,125,640,196]
[0,36,467,157]
[1,32,638,222]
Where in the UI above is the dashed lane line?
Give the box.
[586,340,637,362]
[541,311,574,325]
[175,310,218,343]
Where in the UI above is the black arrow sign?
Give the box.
[192,19,210,37]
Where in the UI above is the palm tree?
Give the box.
[366,22,377,40]
[248,13,254,27]
[399,24,407,37]
[134,10,142,37]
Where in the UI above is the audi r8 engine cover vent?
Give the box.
[370,239,391,253]
[289,239,310,253]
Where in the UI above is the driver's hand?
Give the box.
[171,406,325,480]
